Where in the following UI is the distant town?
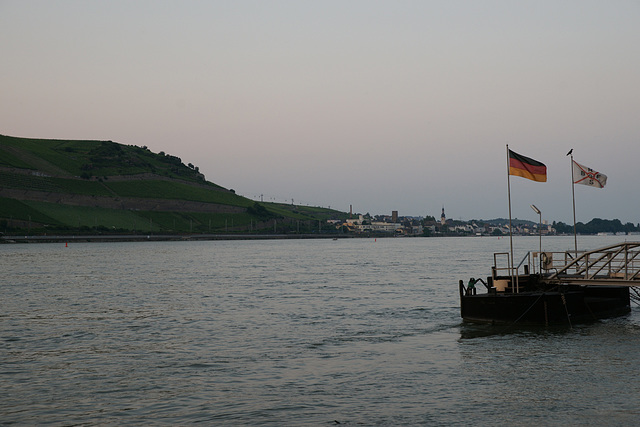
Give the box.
[331,206,640,237]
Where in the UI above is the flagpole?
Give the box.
[570,153,577,254]
[506,144,515,291]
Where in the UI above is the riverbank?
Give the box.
[0,233,358,243]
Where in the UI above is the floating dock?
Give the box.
[459,242,640,325]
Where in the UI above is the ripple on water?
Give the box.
[2,236,640,425]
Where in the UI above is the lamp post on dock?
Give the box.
[530,204,542,260]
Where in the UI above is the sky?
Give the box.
[2,1,639,224]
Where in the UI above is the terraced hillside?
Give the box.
[0,135,346,235]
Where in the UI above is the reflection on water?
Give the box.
[1,236,639,425]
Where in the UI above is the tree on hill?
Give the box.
[553,218,638,235]
[246,202,279,220]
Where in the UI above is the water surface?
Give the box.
[2,236,639,425]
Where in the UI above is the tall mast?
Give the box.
[570,151,577,254]
[506,144,516,291]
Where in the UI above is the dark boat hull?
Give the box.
[460,285,630,325]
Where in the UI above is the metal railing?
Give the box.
[540,242,640,286]
[492,252,531,278]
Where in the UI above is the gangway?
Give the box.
[535,242,640,287]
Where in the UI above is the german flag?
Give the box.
[508,149,547,182]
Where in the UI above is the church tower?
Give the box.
[440,206,446,226]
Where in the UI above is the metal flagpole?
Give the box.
[570,151,577,255]
[506,144,516,291]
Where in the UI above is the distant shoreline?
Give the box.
[0,233,363,244]
[4,233,628,244]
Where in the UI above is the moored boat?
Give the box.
[459,242,640,325]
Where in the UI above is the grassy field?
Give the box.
[0,134,348,235]
[0,134,209,181]
[9,201,262,233]
[24,201,147,230]
[0,135,91,174]
[0,146,33,169]
[0,197,61,225]
[104,180,249,205]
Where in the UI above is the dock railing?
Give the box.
[535,242,640,286]
[492,252,532,277]
[492,252,511,278]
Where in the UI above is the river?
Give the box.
[2,235,639,425]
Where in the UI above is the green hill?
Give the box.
[0,134,347,235]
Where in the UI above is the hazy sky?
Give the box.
[2,1,639,224]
